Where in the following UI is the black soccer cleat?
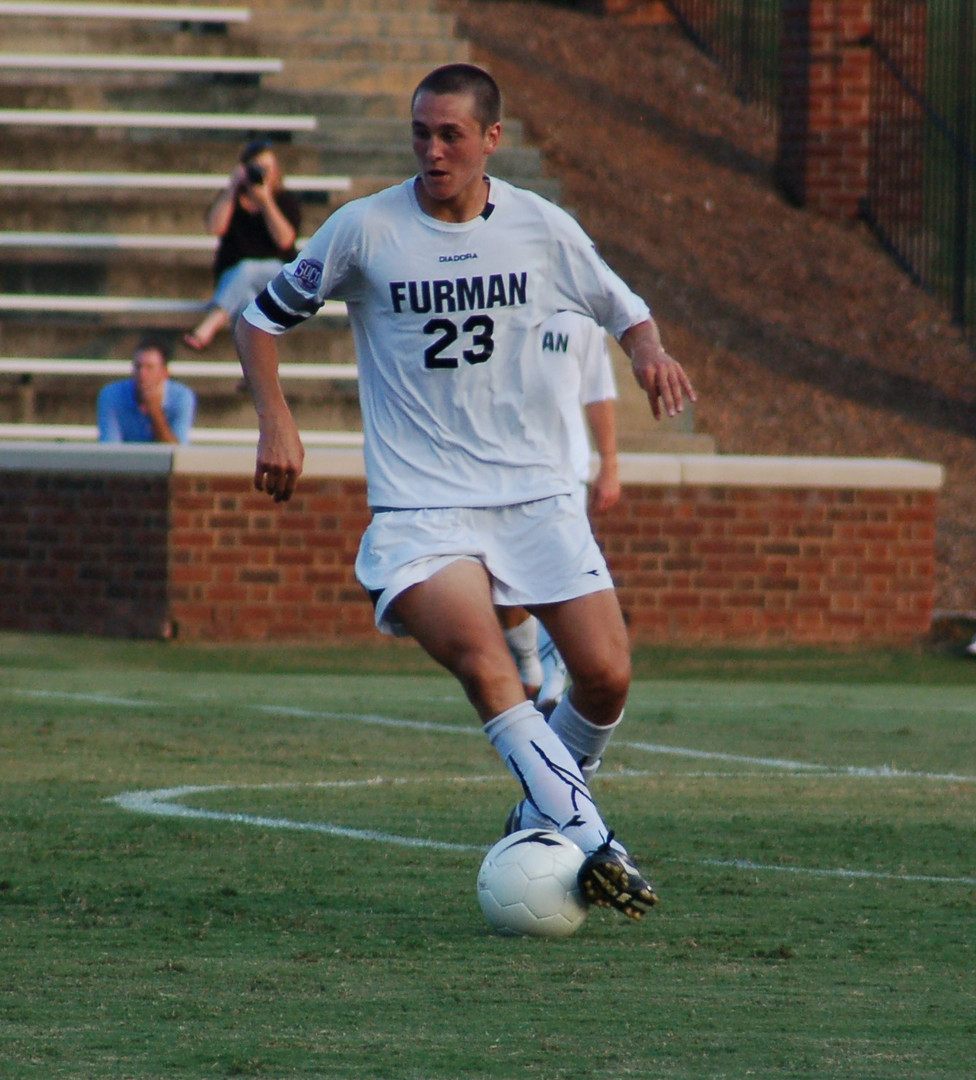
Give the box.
[577,836,659,920]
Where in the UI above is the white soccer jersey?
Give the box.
[539,310,617,483]
[242,176,649,509]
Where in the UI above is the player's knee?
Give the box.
[449,641,519,714]
[571,651,630,716]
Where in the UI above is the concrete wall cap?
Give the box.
[172,445,366,477]
[0,444,944,491]
[679,454,944,490]
[0,440,172,474]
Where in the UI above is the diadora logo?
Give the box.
[294,258,323,291]
[438,252,479,263]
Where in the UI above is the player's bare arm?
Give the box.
[583,399,620,515]
[234,318,305,503]
[620,319,697,420]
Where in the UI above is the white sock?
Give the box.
[484,701,610,854]
[536,622,568,706]
[502,615,543,688]
[548,696,621,781]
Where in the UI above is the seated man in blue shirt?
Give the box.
[97,336,196,444]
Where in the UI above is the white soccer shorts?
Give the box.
[355,491,614,636]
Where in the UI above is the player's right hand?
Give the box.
[254,421,304,503]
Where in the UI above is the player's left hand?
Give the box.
[633,349,697,420]
[620,320,697,421]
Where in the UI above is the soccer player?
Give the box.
[234,63,696,919]
[499,310,621,709]
[97,335,196,444]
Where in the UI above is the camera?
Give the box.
[245,162,266,185]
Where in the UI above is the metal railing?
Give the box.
[666,0,976,340]
[664,0,781,122]
[862,0,976,337]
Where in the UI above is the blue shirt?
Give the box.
[97,378,196,444]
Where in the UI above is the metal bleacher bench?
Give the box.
[0,2,249,23]
[0,423,364,446]
[0,358,356,379]
[0,170,351,194]
[0,109,316,132]
[0,295,347,317]
[0,53,282,76]
[0,231,314,251]
[0,356,362,446]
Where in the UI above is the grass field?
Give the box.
[2,632,975,1078]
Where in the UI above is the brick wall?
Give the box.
[168,473,374,641]
[602,480,937,643]
[776,0,873,218]
[0,446,942,646]
[0,470,172,638]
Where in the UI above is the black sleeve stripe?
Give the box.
[255,287,308,330]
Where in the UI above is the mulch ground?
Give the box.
[451,0,976,617]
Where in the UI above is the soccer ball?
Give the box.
[477,828,589,938]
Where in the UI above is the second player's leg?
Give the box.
[531,588,631,725]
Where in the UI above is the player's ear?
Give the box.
[483,121,502,156]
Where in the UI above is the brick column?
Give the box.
[776,0,873,219]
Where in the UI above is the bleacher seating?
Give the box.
[0,0,556,442]
[0,108,317,132]
[0,52,283,76]
[0,2,249,23]
[0,358,356,378]
[0,294,346,316]
[0,170,350,192]
[0,422,363,444]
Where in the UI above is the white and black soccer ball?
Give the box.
[477,828,588,938]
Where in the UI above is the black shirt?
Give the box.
[212,188,302,282]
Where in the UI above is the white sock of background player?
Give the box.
[501,613,543,694]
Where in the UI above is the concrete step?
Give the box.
[0,122,379,171]
[0,37,465,80]
[0,320,357,367]
[0,195,336,234]
[246,0,441,13]
[249,9,457,38]
[0,2,250,22]
[264,57,469,95]
[0,80,312,111]
[0,16,255,53]
[0,79,412,123]
[0,9,458,51]
[255,35,465,65]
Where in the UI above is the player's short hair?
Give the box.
[412,64,502,131]
[134,334,173,365]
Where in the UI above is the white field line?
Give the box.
[105,786,479,851]
[698,858,976,886]
[10,685,976,881]
[10,688,976,783]
[104,778,976,886]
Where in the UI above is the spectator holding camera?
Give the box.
[184,139,302,351]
